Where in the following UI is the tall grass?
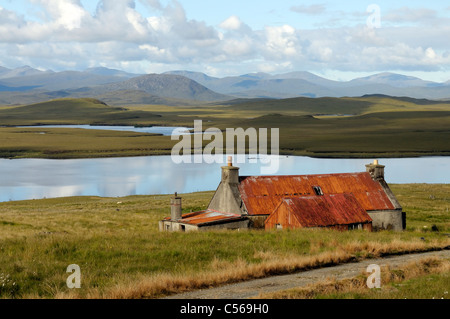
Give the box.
[0,187,449,299]
[58,239,449,299]
[257,256,450,299]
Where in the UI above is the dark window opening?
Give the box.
[348,224,361,230]
[313,186,324,196]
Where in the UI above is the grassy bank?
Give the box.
[0,184,448,299]
[0,127,175,159]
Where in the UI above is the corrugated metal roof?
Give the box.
[175,209,246,226]
[239,172,395,216]
[276,194,372,228]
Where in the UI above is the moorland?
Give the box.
[0,184,448,299]
[0,95,449,159]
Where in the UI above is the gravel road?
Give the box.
[164,249,450,299]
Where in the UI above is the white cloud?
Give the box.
[425,47,437,60]
[221,38,253,57]
[290,4,326,15]
[164,1,217,41]
[384,7,437,24]
[139,44,167,57]
[147,16,170,32]
[264,25,298,58]
[308,41,333,62]
[0,1,449,77]
[219,15,242,31]
[258,62,292,73]
[139,0,162,10]
[38,0,89,30]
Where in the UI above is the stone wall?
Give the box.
[368,210,405,231]
[159,219,249,232]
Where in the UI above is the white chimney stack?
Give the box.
[170,192,182,221]
[222,156,239,184]
[366,160,385,180]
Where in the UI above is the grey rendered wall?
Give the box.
[368,210,404,231]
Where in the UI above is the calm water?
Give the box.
[0,156,448,202]
[16,125,192,136]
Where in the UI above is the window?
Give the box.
[313,186,324,196]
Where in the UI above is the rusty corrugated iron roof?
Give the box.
[173,209,246,226]
[239,172,395,216]
[269,193,372,228]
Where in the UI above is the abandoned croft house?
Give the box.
[159,159,406,232]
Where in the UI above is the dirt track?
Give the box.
[164,249,450,299]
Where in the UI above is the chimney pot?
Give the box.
[221,160,239,184]
[366,160,385,180]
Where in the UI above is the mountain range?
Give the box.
[0,65,449,105]
[164,70,450,99]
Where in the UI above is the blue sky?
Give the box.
[174,0,446,29]
[1,0,449,81]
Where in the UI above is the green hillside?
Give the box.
[224,96,450,117]
[0,98,163,126]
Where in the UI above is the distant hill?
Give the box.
[226,96,373,115]
[0,70,131,91]
[0,67,233,105]
[0,65,53,80]
[100,74,232,102]
[163,70,220,85]
[95,89,207,106]
[165,70,338,98]
[267,71,344,87]
[361,94,447,105]
[348,72,440,88]
[1,98,116,121]
[166,70,450,100]
[0,98,161,125]
[0,84,41,92]
[84,67,139,78]
[0,65,450,105]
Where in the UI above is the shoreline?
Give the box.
[1,149,450,160]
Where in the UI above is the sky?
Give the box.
[0,0,449,82]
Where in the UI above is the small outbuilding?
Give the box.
[159,193,249,232]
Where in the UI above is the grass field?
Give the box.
[0,184,448,299]
[0,96,449,159]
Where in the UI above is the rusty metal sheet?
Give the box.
[239,172,395,216]
[267,193,372,229]
[178,209,245,226]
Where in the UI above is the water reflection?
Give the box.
[15,125,192,136]
[0,156,448,202]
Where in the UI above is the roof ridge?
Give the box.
[240,171,369,179]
